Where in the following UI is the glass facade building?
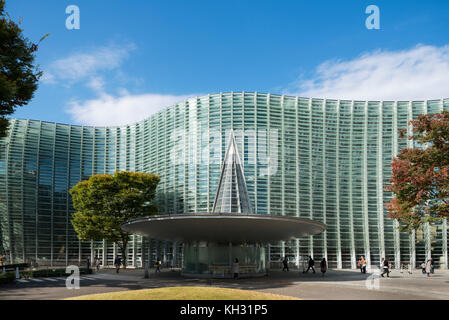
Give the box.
[1,92,448,269]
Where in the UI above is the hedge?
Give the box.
[1,263,30,271]
[0,272,15,284]
[20,267,92,279]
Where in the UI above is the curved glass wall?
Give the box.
[0,93,448,269]
[182,242,266,277]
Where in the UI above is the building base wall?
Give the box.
[181,241,266,278]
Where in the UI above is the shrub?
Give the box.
[20,267,92,278]
[0,272,15,284]
[1,263,30,271]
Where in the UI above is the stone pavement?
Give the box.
[1,267,448,300]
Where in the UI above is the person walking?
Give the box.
[96,258,101,272]
[360,256,367,274]
[320,258,327,277]
[430,258,434,274]
[421,261,426,274]
[233,258,239,279]
[425,259,432,277]
[155,258,162,272]
[304,256,315,274]
[86,257,91,273]
[407,262,412,275]
[282,256,289,272]
[381,257,390,277]
[114,255,121,273]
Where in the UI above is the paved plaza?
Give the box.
[1,267,449,300]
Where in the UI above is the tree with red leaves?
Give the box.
[386,110,449,232]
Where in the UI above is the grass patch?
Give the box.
[66,286,300,300]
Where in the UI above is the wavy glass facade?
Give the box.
[1,92,448,269]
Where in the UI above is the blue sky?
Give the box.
[6,0,449,125]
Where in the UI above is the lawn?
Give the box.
[66,286,300,300]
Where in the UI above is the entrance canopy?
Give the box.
[121,213,326,243]
[122,130,326,245]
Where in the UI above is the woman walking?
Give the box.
[360,256,367,274]
[155,259,162,272]
[320,258,327,277]
[425,259,432,277]
[233,258,239,279]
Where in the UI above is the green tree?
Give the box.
[0,0,47,138]
[386,111,449,232]
[70,171,160,268]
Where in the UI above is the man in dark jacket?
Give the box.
[282,257,289,272]
[304,256,316,274]
[114,256,121,273]
[381,257,390,277]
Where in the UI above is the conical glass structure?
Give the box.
[212,130,253,214]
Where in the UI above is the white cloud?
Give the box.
[43,43,135,84]
[44,42,196,126]
[86,76,105,94]
[287,44,449,100]
[45,42,197,126]
[67,92,196,126]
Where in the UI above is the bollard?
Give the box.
[15,267,20,279]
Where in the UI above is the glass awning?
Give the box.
[212,129,253,214]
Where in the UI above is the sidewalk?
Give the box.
[3,266,447,300]
[93,266,449,281]
[92,267,449,300]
